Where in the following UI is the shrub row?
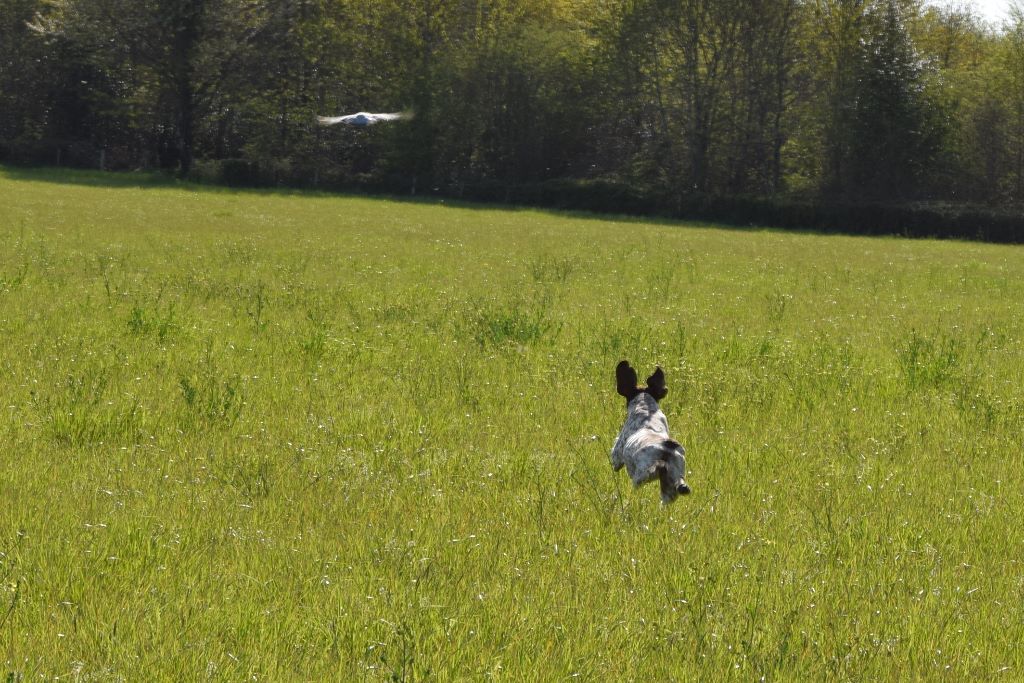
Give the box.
[4,153,1020,243]
[186,167,1024,244]
[455,180,1024,245]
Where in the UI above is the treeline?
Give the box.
[2,0,1024,225]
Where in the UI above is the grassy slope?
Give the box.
[1,167,1023,680]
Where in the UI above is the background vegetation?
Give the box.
[3,0,1024,231]
[2,167,1024,679]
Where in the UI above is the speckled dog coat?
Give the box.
[610,361,690,504]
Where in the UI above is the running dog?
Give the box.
[610,360,690,504]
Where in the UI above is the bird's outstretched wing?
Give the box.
[316,115,352,126]
[316,111,412,127]
[370,112,409,122]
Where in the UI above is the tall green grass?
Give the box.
[2,167,1023,679]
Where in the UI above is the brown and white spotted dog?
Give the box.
[610,360,691,504]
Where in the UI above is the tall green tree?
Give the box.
[810,0,871,194]
[1,0,50,159]
[1005,3,1024,198]
[844,0,944,198]
[916,3,1001,201]
[603,0,801,196]
[29,0,267,174]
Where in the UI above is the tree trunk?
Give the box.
[171,0,203,177]
[178,79,195,176]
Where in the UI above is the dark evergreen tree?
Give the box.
[845,0,944,199]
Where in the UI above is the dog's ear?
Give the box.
[646,367,668,400]
[616,360,638,399]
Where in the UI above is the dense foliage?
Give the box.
[3,0,1024,212]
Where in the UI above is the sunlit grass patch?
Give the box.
[2,167,1024,679]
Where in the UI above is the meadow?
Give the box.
[1,166,1023,680]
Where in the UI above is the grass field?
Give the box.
[2,166,1024,680]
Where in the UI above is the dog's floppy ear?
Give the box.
[616,360,639,399]
[645,367,668,400]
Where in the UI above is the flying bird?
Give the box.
[316,112,412,127]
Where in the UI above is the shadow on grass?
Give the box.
[8,164,1008,244]
[0,164,794,237]
[0,164,181,189]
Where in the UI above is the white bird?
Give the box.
[316,111,412,127]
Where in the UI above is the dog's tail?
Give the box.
[660,439,684,454]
